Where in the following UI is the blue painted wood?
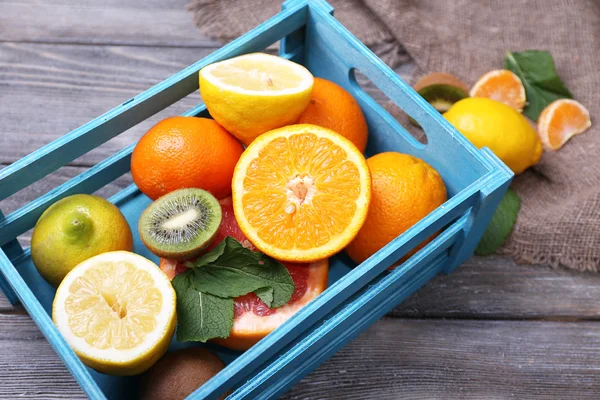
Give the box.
[226,216,467,400]
[443,148,513,274]
[0,100,207,249]
[0,145,132,248]
[0,1,309,203]
[0,0,513,399]
[0,211,20,305]
[0,248,108,399]
[303,1,491,195]
[184,182,484,399]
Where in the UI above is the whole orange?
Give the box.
[131,116,244,200]
[345,152,447,264]
[296,77,368,152]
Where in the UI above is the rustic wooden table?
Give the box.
[1,1,600,399]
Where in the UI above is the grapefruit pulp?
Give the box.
[160,197,328,350]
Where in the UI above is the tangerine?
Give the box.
[131,116,243,200]
[345,152,447,264]
[297,78,368,152]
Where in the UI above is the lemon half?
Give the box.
[200,53,314,145]
[52,251,176,376]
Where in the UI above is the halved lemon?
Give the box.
[232,124,371,262]
[199,53,314,145]
[52,251,176,376]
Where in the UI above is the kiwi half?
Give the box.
[410,72,469,126]
[139,188,222,260]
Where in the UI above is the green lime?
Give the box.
[31,194,133,286]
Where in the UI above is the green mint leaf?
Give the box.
[505,50,573,121]
[187,238,228,268]
[475,188,521,256]
[172,271,233,342]
[254,287,274,308]
[188,237,295,308]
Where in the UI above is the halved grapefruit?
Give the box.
[160,197,328,351]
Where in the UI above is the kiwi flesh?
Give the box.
[411,72,469,124]
[139,188,222,260]
[140,347,228,400]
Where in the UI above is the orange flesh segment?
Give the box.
[470,70,526,111]
[241,133,361,251]
[539,100,591,149]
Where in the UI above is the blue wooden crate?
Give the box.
[0,0,512,398]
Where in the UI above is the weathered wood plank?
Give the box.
[0,165,132,222]
[392,255,600,319]
[2,250,600,322]
[0,0,219,47]
[282,319,600,399]
[0,42,412,167]
[0,42,213,166]
[0,316,85,399]
[1,315,599,399]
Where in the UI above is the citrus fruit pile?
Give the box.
[413,50,591,256]
[30,53,448,386]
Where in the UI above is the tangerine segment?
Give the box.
[232,124,371,262]
[537,99,591,150]
[470,70,526,111]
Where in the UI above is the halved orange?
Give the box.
[232,124,371,262]
[470,70,526,111]
[160,197,329,351]
[537,99,591,150]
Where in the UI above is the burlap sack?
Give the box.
[188,0,600,272]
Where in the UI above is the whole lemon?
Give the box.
[31,194,133,286]
[443,97,542,174]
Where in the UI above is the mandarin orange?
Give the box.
[131,116,243,200]
[297,78,368,152]
[345,152,447,264]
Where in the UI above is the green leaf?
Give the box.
[171,237,296,342]
[187,237,295,308]
[172,271,234,342]
[505,50,573,121]
[254,287,274,307]
[475,188,521,256]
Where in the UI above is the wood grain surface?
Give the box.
[0,0,220,47]
[1,0,599,399]
[0,42,209,165]
[3,315,600,399]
